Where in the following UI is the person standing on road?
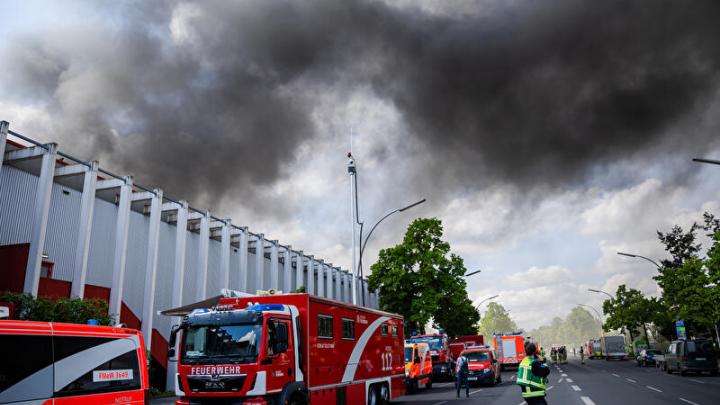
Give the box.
[579,346,585,364]
[517,343,550,404]
[455,351,470,398]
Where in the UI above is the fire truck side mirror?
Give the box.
[168,325,180,358]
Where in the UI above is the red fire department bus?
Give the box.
[169,293,405,405]
[405,333,452,380]
[0,320,150,404]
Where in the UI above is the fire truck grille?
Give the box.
[431,355,440,362]
[187,375,247,393]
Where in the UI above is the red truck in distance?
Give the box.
[169,293,405,405]
[406,332,452,380]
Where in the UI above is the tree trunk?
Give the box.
[643,323,650,347]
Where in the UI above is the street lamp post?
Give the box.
[357,198,427,305]
[464,269,482,277]
[475,294,499,310]
[617,252,661,269]
[588,288,613,300]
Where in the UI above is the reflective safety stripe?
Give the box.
[523,386,546,398]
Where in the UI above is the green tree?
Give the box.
[477,302,518,336]
[368,218,477,335]
[602,284,650,344]
[527,306,602,348]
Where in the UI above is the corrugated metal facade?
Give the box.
[0,142,378,346]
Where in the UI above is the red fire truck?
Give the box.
[450,335,485,347]
[492,333,526,370]
[406,332,452,380]
[169,293,405,405]
[0,320,150,404]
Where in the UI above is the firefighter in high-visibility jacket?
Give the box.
[516,342,551,404]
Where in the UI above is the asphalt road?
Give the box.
[393,356,720,405]
[152,356,720,404]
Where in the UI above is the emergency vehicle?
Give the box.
[168,293,405,405]
[463,346,501,386]
[403,342,432,393]
[492,333,526,370]
[0,320,150,404]
[406,332,452,380]
[450,335,484,347]
[586,339,602,359]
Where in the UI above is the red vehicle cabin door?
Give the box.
[265,317,294,393]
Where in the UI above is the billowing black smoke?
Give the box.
[2,0,719,213]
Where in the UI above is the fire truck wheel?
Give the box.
[379,383,390,404]
[287,393,306,405]
[368,385,381,405]
[409,379,418,394]
[425,379,432,389]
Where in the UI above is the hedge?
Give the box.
[0,291,114,326]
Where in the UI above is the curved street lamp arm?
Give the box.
[617,251,661,269]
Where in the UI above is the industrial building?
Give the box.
[0,120,377,389]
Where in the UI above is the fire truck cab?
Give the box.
[406,333,451,381]
[403,342,432,393]
[169,293,405,405]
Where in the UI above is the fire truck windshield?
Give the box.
[408,337,443,351]
[181,323,262,364]
[465,351,489,362]
[404,347,414,362]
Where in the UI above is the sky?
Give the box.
[2,0,720,329]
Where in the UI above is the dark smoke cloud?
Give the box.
[2,0,720,215]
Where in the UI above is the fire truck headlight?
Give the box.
[405,369,410,376]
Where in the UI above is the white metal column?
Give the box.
[316,259,325,297]
[283,246,292,292]
[171,201,189,308]
[295,251,304,291]
[70,160,98,298]
[344,272,350,303]
[220,219,231,290]
[195,211,210,301]
[307,256,315,296]
[24,143,57,296]
[239,227,249,292]
[254,234,265,292]
[109,176,133,318]
[327,266,334,300]
[141,189,163,348]
[0,121,8,172]
[269,240,279,290]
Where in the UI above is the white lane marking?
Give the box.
[558,378,563,383]
[511,375,516,380]
[680,398,700,405]
[581,396,596,405]
[517,402,526,405]
[625,378,636,383]
[547,385,555,390]
[436,382,453,387]
[561,373,568,377]
[612,373,620,377]
[433,401,447,405]
[571,385,581,391]
[565,378,574,383]
[689,379,705,384]
[469,389,483,396]
[646,385,662,392]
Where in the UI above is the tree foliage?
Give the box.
[528,306,601,348]
[368,218,479,337]
[477,302,517,337]
[602,284,655,345]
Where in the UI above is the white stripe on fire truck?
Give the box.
[341,316,391,383]
[310,374,405,391]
